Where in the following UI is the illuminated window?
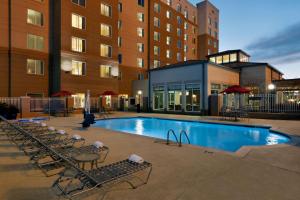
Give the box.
[154,17,160,27]
[137,12,144,22]
[216,56,222,64]
[166,36,171,45]
[100,44,112,57]
[223,54,229,63]
[166,10,171,19]
[184,10,188,18]
[137,58,144,68]
[27,9,43,26]
[209,57,216,63]
[100,23,112,37]
[166,23,171,32]
[154,60,160,68]
[154,3,160,13]
[154,32,160,41]
[166,0,172,6]
[166,50,171,58]
[101,3,112,17]
[177,28,181,36]
[184,45,188,53]
[72,60,86,76]
[184,34,188,41]
[118,20,122,29]
[184,22,188,30]
[27,59,44,75]
[137,43,144,52]
[72,13,85,29]
[27,34,44,51]
[99,65,111,78]
[230,53,237,62]
[71,37,85,52]
[118,37,122,47]
[137,27,144,37]
[154,46,160,55]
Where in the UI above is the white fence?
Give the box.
[0,97,21,110]
[247,94,300,113]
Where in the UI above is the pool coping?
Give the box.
[94,116,297,157]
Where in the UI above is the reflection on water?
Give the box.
[135,119,144,135]
[266,134,282,145]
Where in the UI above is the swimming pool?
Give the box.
[94,117,290,152]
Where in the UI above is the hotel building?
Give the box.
[0,0,219,104]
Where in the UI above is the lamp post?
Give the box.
[137,90,142,113]
[267,83,276,112]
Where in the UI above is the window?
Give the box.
[177,40,182,48]
[177,52,181,61]
[137,27,144,37]
[230,53,237,62]
[118,20,122,29]
[137,58,144,68]
[214,31,218,38]
[223,54,229,63]
[216,56,222,64]
[72,0,85,7]
[153,60,160,68]
[166,50,171,58]
[166,23,171,32]
[184,56,187,61]
[154,17,160,27]
[118,37,122,47]
[166,10,171,19]
[184,10,188,18]
[154,3,160,13]
[192,38,196,44]
[166,36,171,45]
[215,21,218,29]
[211,83,221,95]
[137,12,144,22]
[27,34,44,51]
[71,37,85,52]
[118,2,122,12]
[118,54,122,63]
[184,34,188,41]
[100,24,112,37]
[100,44,112,57]
[101,3,112,17]
[177,28,181,36]
[214,41,217,48]
[184,22,188,30]
[208,39,212,45]
[208,28,212,36]
[208,49,211,55]
[177,16,182,25]
[154,46,160,55]
[138,73,144,80]
[137,43,144,52]
[193,26,196,34]
[186,84,200,111]
[209,57,216,63]
[168,85,182,111]
[153,85,164,110]
[138,0,144,7]
[192,48,196,55]
[27,9,43,26]
[72,60,86,76]
[184,45,188,53]
[154,32,160,41]
[208,17,212,25]
[166,0,172,6]
[27,59,44,75]
[176,4,181,12]
[72,13,86,29]
[100,65,111,78]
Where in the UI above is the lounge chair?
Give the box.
[52,158,152,199]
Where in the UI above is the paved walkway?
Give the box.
[0,113,300,200]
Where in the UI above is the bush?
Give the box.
[0,103,9,118]
[0,103,19,120]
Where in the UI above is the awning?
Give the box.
[221,85,251,94]
[99,91,118,96]
[51,90,73,97]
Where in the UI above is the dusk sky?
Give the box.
[191,0,300,79]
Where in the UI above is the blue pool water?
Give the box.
[94,117,290,152]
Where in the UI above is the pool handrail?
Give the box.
[179,130,190,147]
[166,129,179,145]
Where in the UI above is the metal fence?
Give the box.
[30,98,67,114]
[0,97,21,110]
[247,93,300,113]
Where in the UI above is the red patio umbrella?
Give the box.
[99,91,118,96]
[51,90,73,97]
[221,85,251,94]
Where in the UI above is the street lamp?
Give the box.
[137,90,142,113]
[267,83,276,112]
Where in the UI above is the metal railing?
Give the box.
[166,129,179,145]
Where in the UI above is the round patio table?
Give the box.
[73,153,100,170]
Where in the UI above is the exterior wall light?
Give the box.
[268,83,275,90]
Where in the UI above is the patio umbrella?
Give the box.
[100,91,118,96]
[221,85,251,94]
[51,90,73,97]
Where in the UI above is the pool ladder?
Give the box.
[166,129,190,147]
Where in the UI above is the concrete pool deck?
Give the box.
[0,112,300,200]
